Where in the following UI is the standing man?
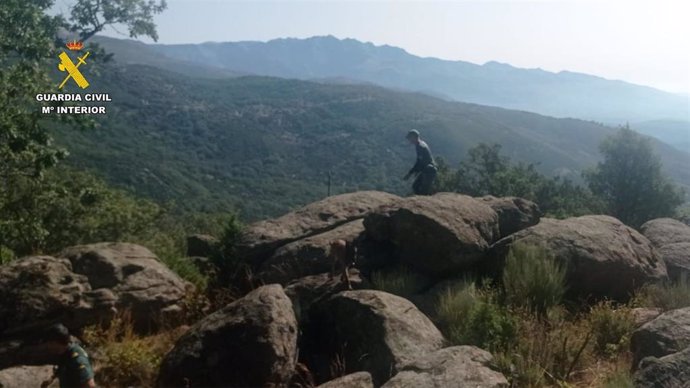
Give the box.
[403,129,437,195]
[40,324,96,388]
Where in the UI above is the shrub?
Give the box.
[462,299,517,351]
[496,312,593,387]
[211,214,253,290]
[0,246,13,265]
[601,370,634,388]
[83,312,186,387]
[95,337,162,386]
[634,278,690,311]
[436,281,516,352]
[588,301,635,356]
[436,280,478,330]
[502,243,567,317]
[218,213,244,259]
[370,266,429,297]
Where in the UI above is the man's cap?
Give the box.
[406,129,420,138]
[43,323,71,343]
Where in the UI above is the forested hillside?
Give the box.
[53,63,690,220]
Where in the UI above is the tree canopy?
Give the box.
[0,0,167,257]
[434,143,601,218]
[584,126,685,228]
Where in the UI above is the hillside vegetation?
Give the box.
[54,63,690,220]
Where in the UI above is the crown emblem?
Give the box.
[66,40,84,51]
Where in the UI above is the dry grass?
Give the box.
[83,312,188,388]
[492,310,592,387]
[433,276,639,387]
[371,265,430,297]
[634,277,690,311]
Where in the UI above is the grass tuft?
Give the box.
[601,369,634,388]
[0,245,14,265]
[435,280,516,352]
[502,242,567,317]
[370,265,429,297]
[588,301,635,357]
[634,277,690,311]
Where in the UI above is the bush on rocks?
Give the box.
[502,243,566,317]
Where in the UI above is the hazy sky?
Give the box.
[55,0,690,95]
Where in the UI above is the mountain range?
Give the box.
[93,35,690,128]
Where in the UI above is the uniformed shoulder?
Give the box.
[68,344,88,357]
[67,344,91,365]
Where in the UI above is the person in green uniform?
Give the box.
[403,129,437,195]
[40,324,95,388]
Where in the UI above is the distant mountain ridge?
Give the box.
[128,35,688,124]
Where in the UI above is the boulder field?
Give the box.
[1,191,684,387]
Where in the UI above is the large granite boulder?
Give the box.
[655,243,690,282]
[633,346,690,388]
[156,284,298,387]
[489,215,667,300]
[257,220,365,284]
[238,191,401,266]
[316,372,374,388]
[640,218,690,282]
[630,307,690,368]
[306,290,445,385]
[364,193,499,276]
[59,243,189,328]
[640,218,690,247]
[381,346,509,388]
[480,196,540,238]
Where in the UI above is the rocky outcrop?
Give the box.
[480,196,540,238]
[258,220,365,284]
[156,284,298,388]
[364,193,499,276]
[0,366,56,388]
[59,243,189,328]
[640,218,690,282]
[285,270,370,324]
[640,218,690,247]
[630,307,690,368]
[633,346,690,388]
[238,191,401,266]
[186,234,218,258]
[0,256,116,340]
[381,346,509,388]
[316,372,374,388]
[306,290,444,385]
[0,243,189,369]
[490,215,667,300]
[631,308,663,328]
